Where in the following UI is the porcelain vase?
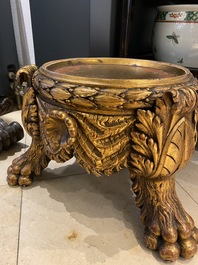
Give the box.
[152,5,198,69]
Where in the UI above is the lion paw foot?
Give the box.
[7,159,34,186]
[7,140,50,186]
[144,219,198,261]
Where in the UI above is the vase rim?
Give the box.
[157,5,198,12]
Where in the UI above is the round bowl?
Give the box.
[32,57,194,115]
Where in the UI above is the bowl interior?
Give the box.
[50,63,181,80]
[46,58,185,80]
[40,58,190,88]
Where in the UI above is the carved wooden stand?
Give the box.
[7,58,198,261]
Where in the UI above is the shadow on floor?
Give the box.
[24,165,154,262]
[0,142,28,160]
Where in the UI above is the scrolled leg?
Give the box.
[129,87,198,261]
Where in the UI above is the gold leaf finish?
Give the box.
[16,64,38,87]
[71,112,133,176]
[94,94,126,108]
[73,86,98,97]
[50,87,72,100]
[7,58,198,261]
[124,89,152,101]
[37,100,77,162]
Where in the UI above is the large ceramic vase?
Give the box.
[6,58,198,261]
[152,5,198,69]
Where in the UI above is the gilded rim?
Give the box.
[38,58,193,88]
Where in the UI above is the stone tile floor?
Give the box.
[0,110,198,265]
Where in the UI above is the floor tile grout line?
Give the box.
[16,187,23,265]
[17,128,27,264]
[176,180,198,205]
[3,125,27,263]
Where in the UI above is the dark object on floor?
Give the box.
[0,118,24,152]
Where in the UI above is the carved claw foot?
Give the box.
[7,161,34,186]
[7,139,50,186]
[132,176,198,261]
[143,206,198,261]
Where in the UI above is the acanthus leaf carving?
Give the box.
[130,86,197,180]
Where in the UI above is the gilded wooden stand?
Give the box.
[7,58,198,261]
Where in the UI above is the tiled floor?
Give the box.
[0,110,198,265]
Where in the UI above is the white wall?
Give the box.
[10,0,35,67]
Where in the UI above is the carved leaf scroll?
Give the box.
[130,109,162,178]
[130,87,197,179]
